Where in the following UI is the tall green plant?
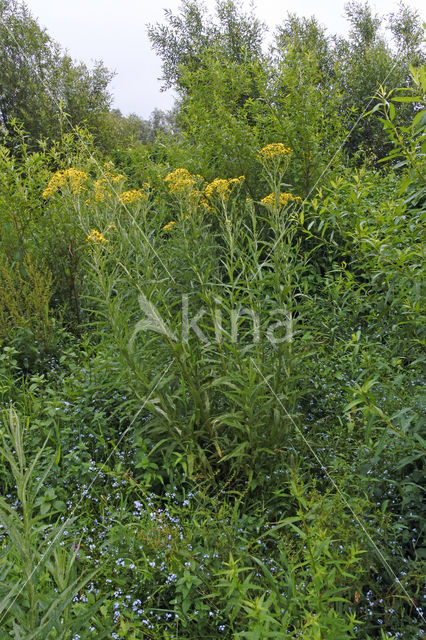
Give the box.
[80,151,310,486]
[0,408,100,639]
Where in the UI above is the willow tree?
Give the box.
[0,0,113,149]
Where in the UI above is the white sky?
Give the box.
[24,0,425,118]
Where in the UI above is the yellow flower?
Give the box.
[162,221,177,232]
[261,192,301,207]
[42,168,88,198]
[94,178,111,202]
[102,162,125,182]
[199,196,214,212]
[118,189,146,205]
[204,175,245,201]
[93,172,128,202]
[110,173,125,183]
[85,229,108,244]
[258,143,291,160]
[165,168,202,195]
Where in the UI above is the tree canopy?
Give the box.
[0,0,113,148]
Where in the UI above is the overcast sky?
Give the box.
[24,0,425,119]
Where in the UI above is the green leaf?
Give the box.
[392,96,422,103]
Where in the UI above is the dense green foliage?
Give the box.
[0,1,425,638]
[0,0,171,151]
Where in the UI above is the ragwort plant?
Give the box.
[79,146,311,488]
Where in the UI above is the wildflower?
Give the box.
[204,176,245,201]
[261,192,301,207]
[199,196,214,212]
[102,161,126,182]
[118,189,146,205]
[165,168,202,195]
[94,178,110,202]
[162,221,177,232]
[86,229,108,244]
[42,168,88,198]
[110,173,125,183]
[258,143,291,160]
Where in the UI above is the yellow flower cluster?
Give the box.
[94,178,110,202]
[42,168,88,198]
[118,189,147,205]
[199,196,214,212]
[110,173,126,183]
[165,168,202,194]
[261,192,302,207]
[162,221,177,232]
[94,171,126,202]
[204,176,245,201]
[85,229,108,244]
[103,162,125,183]
[258,143,291,160]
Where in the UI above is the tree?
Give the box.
[0,0,58,141]
[146,1,269,189]
[388,3,425,66]
[0,0,113,148]
[333,1,425,158]
[268,14,344,194]
[147,0,265,93]
[149,0,424,169]
[173,50,267,182]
